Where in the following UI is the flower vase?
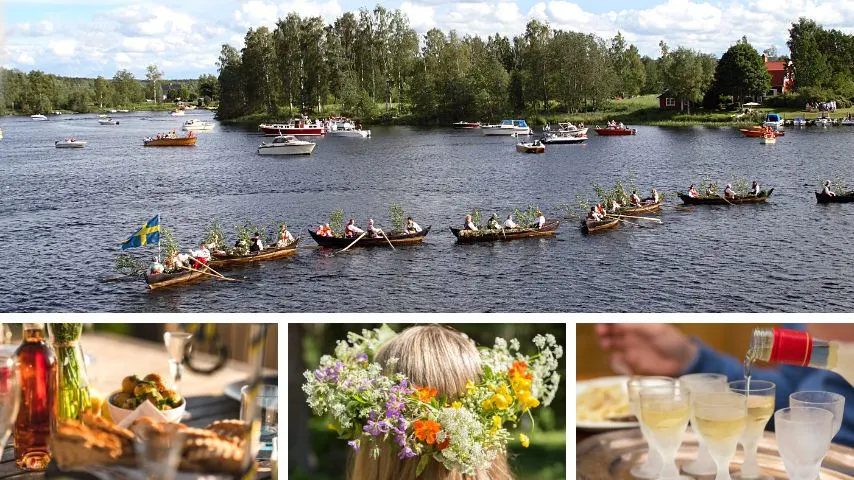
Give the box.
[48,324,91,421]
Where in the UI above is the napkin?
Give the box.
[117,400,169,429]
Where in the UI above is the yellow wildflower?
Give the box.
[517,391,540,411]
[451,401,462,409]
[492,415,502,430]
[519,433,530,448]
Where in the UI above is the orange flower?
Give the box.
[413,419,442,445]
[509,360,532,380]
[437,436,450,450]
[414,385,438,403]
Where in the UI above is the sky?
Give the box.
[2,0,854,80]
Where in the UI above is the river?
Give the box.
[1,111,852,312]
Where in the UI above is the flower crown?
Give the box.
[302,325,563,476]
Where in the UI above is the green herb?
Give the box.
[389,204,406,232]
[49,323,91,420]
[329,209,344,234]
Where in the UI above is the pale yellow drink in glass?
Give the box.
[639,385,690,480]
[693,392,747,480]
[729,380,776,479]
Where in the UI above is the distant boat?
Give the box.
[482,120,531,136]
[144,132,197,146]
[257,135,316,155]
[452,121,481,129]
[117,109,130,113]
[31,114,48,121]
[0,127,4,140]
[98,118,120,125]
[763,113,783,129]
[55,138,87,148]
[170,109,185,116]
[182,119,214,131]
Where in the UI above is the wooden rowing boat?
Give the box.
[581,218,620,234]
[145,267,209,289]
[144,136,197,146]
[209,238,301,268]
[677,189,774,205]
[308,227,431,248]
[618,200,662,215]
[816,191,854,204]
[449,220,560,243]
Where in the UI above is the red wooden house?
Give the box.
[763,54,794,95]
[658,90,690,110]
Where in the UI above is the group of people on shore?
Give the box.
[687,181,761,199]
[462,210,546,231]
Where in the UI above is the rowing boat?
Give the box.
[449,220,560,243]
[677,189,774,205]
[209,238,301,268]
[618,200,662,215]
[308,227,431,248]
[581,218,620,234]
[145,267,209,289]
[816,191,854,204]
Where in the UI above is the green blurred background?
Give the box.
[288,323,567,480]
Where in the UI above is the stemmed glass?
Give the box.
[0,356,21,450]
[692,391,747,480]
[163,331,193,393]
[627,376,673,479]
[729,380,775,479]
[775,407,834,480]
[680,373,728,477]
[789,391,845,440]
[638,383,691,480]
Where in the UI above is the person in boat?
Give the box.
[405,217,422,233]
[822,180,837,197]
[532,210,546,229]
[463,215,478,231]
[366,219,384,238]
[250,232,264,252]
[191,243,211,268]
[345,219,365,238]
[724,184,736,199]
[149,257,165,275]
[644,188,660,203]
[609,198,622,213]
[503,214,518,229]
[487,213,501,230]
[750,181,761,196]
[618,122,625,129]
[706,184,717,196]
[688,184,700,198]
[277,223,295,247]
[588,206,603,221]
[630,190,642,206]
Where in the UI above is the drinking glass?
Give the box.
[0,356,21,450]
[680,373,728,476]
[639,383,691,480]
[163,331,193,392]
[728,380,775,479]
[627,376,673,479]
[241,384,278,466]
[789,391,845,439]
[132,422,186,480]
[775,407,834,480]
[692,391,747,480]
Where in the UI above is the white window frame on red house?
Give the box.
[665,97,676,107]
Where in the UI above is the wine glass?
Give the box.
[789,391,845,439]
[680,373,728,477]
[775,407,834,480]
[729,380,775,480]
[627,376,673,479]
[692,391,747,480]
[0,356,21,450]
[638,383,691,480]
[163,331,193,393]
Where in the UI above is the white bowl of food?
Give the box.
[107,373,186,425]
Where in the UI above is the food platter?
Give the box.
[576,429,854,479]
[576,376,637,430]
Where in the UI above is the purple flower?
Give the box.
[363,411,389,437]
[385,395,405,415]
[398,446,417,459]
[348,439,360,451]
[390,379,413,396]
[355,353,368,362]
[314,361,344,382]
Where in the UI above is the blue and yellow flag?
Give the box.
[120,215,161,250]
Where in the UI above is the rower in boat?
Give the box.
[191,243,211,267]
[315,223,334,237]
[503,214,518,229]
[588,207,604,221]
[688,184,700,198]
[596,203,606,217]
[345,219,365,238]
[630,191,642,206]
[644,188,660,203]
[367,219,384,238]
[405,217,423,233]
[487,213,501,230]
[250,232,264,252]
[750,181,761,196]
[463,215,478,231]
[532,210,546,229]
[277,223,295,247]
[706,184,717,196]
[724,184,735,199]
[166,252,189,271]
[609,198,622,213]
[822,180,837,197]
[149,257,165,275]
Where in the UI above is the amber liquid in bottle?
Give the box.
[14,324,56,471]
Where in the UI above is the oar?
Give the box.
[607,214,662,224]
[187,255,232,280]
[608,216,642,228]
[719,194,735,206]
[336,232,367,254]
[380,230,396,250]
[178,264,240,282]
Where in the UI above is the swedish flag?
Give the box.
[120,215,161,250]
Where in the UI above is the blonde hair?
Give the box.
[348,325,515,480]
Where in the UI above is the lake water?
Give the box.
[1,112,853,312]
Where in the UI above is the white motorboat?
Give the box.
[542,132,588,144]
[815,116,832,126]
[760,133,776,145]
[257,135,316,155]
[545,122,588,136]
[330,127,370,138]
[55,138,87,148]
[0,127,4,140]
[791,117,808,126]
[99,117,120,125]
[117,109,130,113]
[31,114,48,121]
[841,116,854,126]
[482,119,531,136]
[170,109,185,116]
[182,119,214,131]
[763,113,784,129]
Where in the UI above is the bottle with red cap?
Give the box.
[747,327,854,386]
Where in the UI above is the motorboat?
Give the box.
[542,132,588,144]
[170,109,185,116]
[791,117,808,126]
[739,126,783,137]
[182,119,214,131]
[760,133,776,145]
[594,125,636,136]
[259,119,326,136]
[144,132,197,146]
[516,140,545,153]
[55,138,87,148]
[257,135,316,155]
[763,113,784,129]
[841,116,854,126]
[31,114,48,121]
[117,109,130,113]
[815,116,833,126]
[452,121,481,129]
[545,122,588,136]
[482,119,531,136]
[325,117,355,131]
[98,117,120,125]
[330,127,370,138]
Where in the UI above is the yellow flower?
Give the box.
[451,401,462,409]
[517,391,540,411]
[466,380,476,393]
[519,433,530,448]
[492,415,502,430]
[481,398,494,409]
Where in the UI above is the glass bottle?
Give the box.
[14,323,56,471]
[747,327,854,386]
[48,323,91,421]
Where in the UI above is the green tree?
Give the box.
[711,38,770,103]
[662,47,714,113]
[241,27,275,114]
[93,76,110,108]
[112,69,141,106]
[216,44,245,119]
[197,74,218,103]
[145,64,163,103]
[788,18,831,89]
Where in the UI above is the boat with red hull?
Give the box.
[594,126,637,136]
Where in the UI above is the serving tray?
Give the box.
[576,428,854,479]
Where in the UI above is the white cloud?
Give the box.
[48,39,77,57]
[16,52,36,65]
[400,2,436,31]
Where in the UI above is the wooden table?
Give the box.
[0,333,277,478]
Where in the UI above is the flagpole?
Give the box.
[157,213,162,263]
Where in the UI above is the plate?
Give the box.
[224,374,278,402]
[575,375,638,430]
